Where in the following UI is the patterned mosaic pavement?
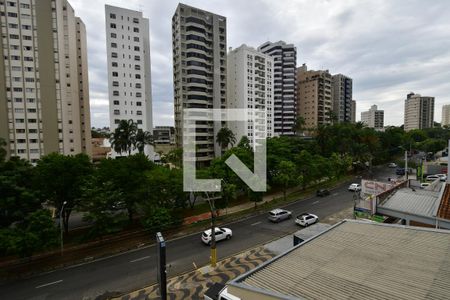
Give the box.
[114,247,275,300]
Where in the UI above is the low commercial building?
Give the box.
[153,126,175,154]
[227,220,450,299]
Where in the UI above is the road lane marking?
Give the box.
[312,201,319,204]
[332,193,339,196]
[251,221,262,226]
[35,280,63,289]
[130,255,151,263]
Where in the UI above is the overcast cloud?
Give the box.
[68,0,450,128]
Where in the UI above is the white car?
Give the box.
[420,182,430,189]
[348,183,361,192]
[426,175,440,182]
[201,227,232,245]
[388,162,397,168]
[295,213,319,227]
[436,174,447,181]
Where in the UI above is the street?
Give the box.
[0,166,394,300]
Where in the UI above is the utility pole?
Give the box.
[404,150,408,181]
[60,201,67,256]
[205,192,217,268]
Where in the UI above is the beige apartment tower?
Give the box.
[442,104,450,127]
[172,3,227,164]
[296,64,333,129]
[404,92,434,131]
[0,0,91,162]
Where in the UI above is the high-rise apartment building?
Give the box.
[351,100,356,123]
[296,64,333,129]
[258,41,296,136]
[172,3,227,164]
[332,74,353,123]
[0,0,91,162]
[105,5,153,157]
[227,44,274,150]
[361,105,384,130]
[441,104,450,127]
[404,92,434,131]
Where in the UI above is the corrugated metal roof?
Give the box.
[379,188,441,217]
[232,221,450,300]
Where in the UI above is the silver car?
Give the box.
[268,209,292,223]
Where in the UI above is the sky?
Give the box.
[69,0,450,128]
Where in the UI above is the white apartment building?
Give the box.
[0,0,91,162]
[105,5,153,158]
[227,44,274,150]
[442,104,450,127]
[258,41,296,136]
[361,105,384,130]
[404,92,434,131]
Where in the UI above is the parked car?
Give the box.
[295,213,319,227]
[268,209,292,223]
[348,183,361,192]
[388,162,397,168]
[201,227,232,245]
[316,189,330,197]
[426,175,440,182]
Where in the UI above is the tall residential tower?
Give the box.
[404,92,434,131]
[258,41,297,136]
[227,44,274,150]
[361,105,384,130]
[332,74,353,123]
[442,104,450,127]
[172,3,227,164]
[0,0,91,162]
[105,5,153,157]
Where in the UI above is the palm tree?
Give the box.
[135,129,154,154]
[216,127,236,149]
[294,116,306,136]
[109,119,138,155]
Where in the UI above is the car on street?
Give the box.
[436,174,447,181]
[316,189,330,197]
[295,213,319,227]
[201,227,232,245]
[426,175,440,182]
[268,208,292,223]
[420,182,430,189]
[388,162,397,168]
[348,183,361,192]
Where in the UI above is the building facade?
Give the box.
[227,44,274,150]
[442,104,450,127]
[105,5,153,157]
[0,0,91,162]
[351,100,356,123]
[296,64,333,129]
[404,92,434,131]
[172,3,227,164]
[332,74,353,123]
[153,126,175,145]
[258,41,296,136]
[361,105,384,130]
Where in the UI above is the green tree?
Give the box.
[248,189,264,209]
[34,153,93,233]
[109,119,138,155]
[0,210,58,257]
[273,161,297,201]
[216,127,236,149]
[164,148,183,168]
[293,116,306,136]
[135,129,154,154]
[0,137,6,162]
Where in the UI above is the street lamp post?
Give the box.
[60,201,67,256]
[205,192,217,268]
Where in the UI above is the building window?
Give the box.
[136,83,141,88]
[113,91,119,96]
[136,92,142,98]
[111,52,118,58]
[136,111,142,115]
[137,120,142,124]
[135,74,141,79]
[133,27,139,33]
[110,23,116,29]
[113,100,119,105]
[111,42,117,48]
[134,37,139,42]
[134,65,141,70]
[111,33,117,38]
[112,81,119,86]
[133,18,139,24]
[114,110,120,115]
[134,56,140,61]
[136,101,142,106]
[134,46,140,51]
[110,13,116,19]
[112,72,118,77]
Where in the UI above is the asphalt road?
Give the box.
[1,166,395,300]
